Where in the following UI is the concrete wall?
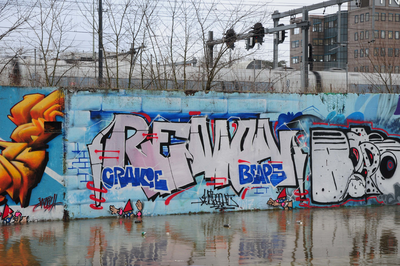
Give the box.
[2,86,400,221]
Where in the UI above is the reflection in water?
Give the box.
[0,206,399,265]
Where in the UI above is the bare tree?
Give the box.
[353,36,400,93]
[0,0,35,79]
[138,0,271,92]
[24,0,78,87]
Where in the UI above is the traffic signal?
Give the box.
[278,24,286,44]
[253,23,265,44]
[224,28,237,49]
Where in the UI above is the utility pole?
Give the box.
[301,7,309,92]
[98,0,103,86]
[273,12,279,69]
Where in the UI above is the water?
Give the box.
[1,205,400,265]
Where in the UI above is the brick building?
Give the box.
[289,0,400,73]
[348,0,400,73]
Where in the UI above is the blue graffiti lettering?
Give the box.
[239,163,286,187]
[102,166,168,191]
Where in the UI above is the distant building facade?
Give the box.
[348,0,400,73]
[290,11,348,71]
[289,0,400,74]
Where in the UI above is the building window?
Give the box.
[360,49,364,57]
[389,31,393,39]
[395,48,399,57]
[375,12,379,21]
[381,30,386,39]
[395,66,399,73]
[361,66,365,72]
[360,31,364,40]
[374,47,379,56]
[292,57,299,64]
[388,65,393,72]
[312,24,322,32]
[354,67,358,72]
[366,12,370,21]
[389,48,394,57]
[355,50,358,58]
[389,13,393,21]
[365,30,369,39]
[365,48,369,56]
[355,15,359,23]
[293,28,300,34]
[374,30,379,39]
[312,38,323,46]
[395,31,399,39]
[354,32,358,41]
[381,48,386,57]
[396,13,400,22]
[291,40,300,48]
[360,14,364,22]
[381,65,385,72]
[381,13,386,21]
[374,65,379,72]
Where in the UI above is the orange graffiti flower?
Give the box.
[0,90,64,207]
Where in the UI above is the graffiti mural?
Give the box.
[87,114,308,210]
[82,105,400,215]
[55,91,400,218]
[0,88,65,223]
[311,123,400,204]
[0,90,64,208]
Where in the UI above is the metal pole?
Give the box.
[93,0,95,61]
[301,7,309,92]
[338,3,341,69]
[98,0,103,86]
[273,11,279,69]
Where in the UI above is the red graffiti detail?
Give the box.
[269,161,283,164]
[33,194,60,212]
[241,187,258,199]
[99,156,119,160]
[94,150,120,154]
[87,181,108,210]
[189,111,201,116]
[241,187,251,199]
[206,177,227,186]
[211,120,215,143]
[142,133,158,140]
[294,188,309,198]
[131,112,151,123]
[95,150,120,160]
[232,122,237,133]
[274,121,279,138]
[238,159,251,164]
[165,186,195,205]
[89,194,106,203]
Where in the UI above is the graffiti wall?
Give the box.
[2,86,400,221]
[63,90,400,219]
[0,87,64,224]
